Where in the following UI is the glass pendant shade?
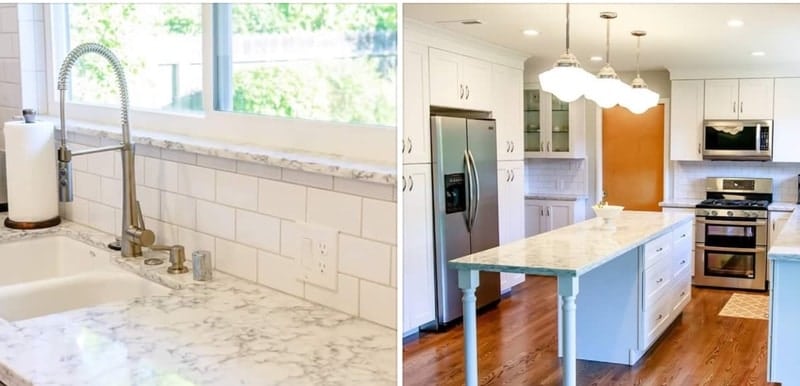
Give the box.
[623,77,659,114]
[584,64,629,108]
[539,53,594,103]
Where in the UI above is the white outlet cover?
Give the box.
[295,222,338,291]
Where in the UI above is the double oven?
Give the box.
[693,178,771,291]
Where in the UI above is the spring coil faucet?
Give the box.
[56,43,154,257]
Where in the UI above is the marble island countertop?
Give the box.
[449,211,693,276]
[0,219,395,386]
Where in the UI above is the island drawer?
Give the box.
[644,256,672,309]
[644,232,672,269]
[672,221,693,252]
[672,247,692,278]
[643,288,673,347]
[671,271,692,314]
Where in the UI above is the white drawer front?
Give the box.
[673,248,692,278]
[672,221,693,252]
[644,256,672,309]
[644,232,672,269]
[644,291,672,346]
[672,272,692,314]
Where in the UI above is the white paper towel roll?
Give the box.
[3,120,59,222]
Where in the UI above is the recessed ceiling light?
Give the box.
[752,51,766,56]
[522,29,539,36]
[590,56,603,62]
[727,19,744,27]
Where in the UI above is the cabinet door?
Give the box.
[498,161,526,292]
[769,211,793,247]
[670,80,704,161]
[525,201,545,237]
[402,164,436,332]
[493,65,524,161]
[461,55,493,111]
[549,203,573,230]
[428,48,462,109]
[773,78,800,162]
[403,41,431,164]
[704,79,739,119]
[523,89,544,153]
[738,78,774,119]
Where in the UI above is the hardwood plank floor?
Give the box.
[403,276,776,385]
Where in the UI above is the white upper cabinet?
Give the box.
[772,78,800,162]
[429,48,492,111]
[670,80,704,161]
[402,41,431,164]
[704,78,774,120]
[525,89,586,159]
[492,64,524,161]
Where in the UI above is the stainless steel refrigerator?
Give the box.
[430,115,500,327]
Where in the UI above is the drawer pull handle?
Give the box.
[657,277,664,284]
[681,291,686,297]
[657,313,663,321]
[681,233,687,238]
[680,259,686,265]
[656,247,664,252]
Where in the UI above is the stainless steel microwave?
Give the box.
[703,120,772,161]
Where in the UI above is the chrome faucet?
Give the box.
[56,43,154,257]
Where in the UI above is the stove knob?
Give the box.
[727,210,734,217]
[711,210,718,216]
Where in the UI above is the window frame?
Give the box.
[43,3,396,164]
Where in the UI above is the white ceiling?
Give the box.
[404,3,800,74]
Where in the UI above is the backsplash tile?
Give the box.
[672,161,800,202]
[57,127,397,329]
[524,158,587,195]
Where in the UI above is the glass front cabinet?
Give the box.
[524,88,586,158]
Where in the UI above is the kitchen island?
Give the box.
[449,211,693,386]
[0,218,395,386]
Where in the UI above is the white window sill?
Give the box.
[44,115,396,185]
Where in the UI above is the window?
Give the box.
[63,4,203,112]
[214,4,397,126]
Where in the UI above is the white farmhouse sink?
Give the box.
[0,236,170,322]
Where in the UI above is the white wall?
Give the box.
[672,161,800,203]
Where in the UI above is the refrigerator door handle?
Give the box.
[464,150,474,231]
[467,149,480,231]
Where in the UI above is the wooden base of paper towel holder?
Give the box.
[4,216,61,230]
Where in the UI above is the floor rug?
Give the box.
[718,293,769,320]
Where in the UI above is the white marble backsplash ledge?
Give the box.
[46,116,396,185]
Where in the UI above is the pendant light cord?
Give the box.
[605,18,611,65]
[636,35,641,77]
[565,3,570,54]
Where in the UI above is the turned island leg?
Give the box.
[458,269,480,386]
[558,274,579,386]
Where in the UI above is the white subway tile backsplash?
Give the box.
[362,199,395,244]
[160,191,196,229]
[144,158,178,192]
[235,209,280,253]
[257,251,303,298]
[0,34,18,59]
[146,217,180,246]
[283,169,333,190]
[236,161,281,180]
[74,171,100,201]
[338,234,391,285]
[100,177,122,209]
[60,197,88,224]
[0,59,19,83]
[216,171,257,210]
[177,163,215,200]
[359,280,396,328]
[197,154,236,172]
[161,148,196,164]
[307,188,361,235]
[279,220,304,259]
[258,179,306,222]
[215,238,257,282]
[135,144,161,158]
[86,149,116,178]
[333,177,394,201]
[672,161,800,202]
[196,200,235,240]
[0,7,17,33]
[87,202,115,234]
[178,228,215,264]
[136,185,161,219]
[0,82,20,107]
[304,273,359,315]
[390,247,396,288]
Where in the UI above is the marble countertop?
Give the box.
[769,202,797,212]
[0,219,395,386]
[769,209,800,263]
[525,193,588,201]
[659,200,700,209]
[45,115,395,185]
[449,211,693,276]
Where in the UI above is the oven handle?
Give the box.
[696,218,767,227]
[696,244,766,254]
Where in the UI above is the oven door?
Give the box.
[695,217,767,247]
[693,245,767,290]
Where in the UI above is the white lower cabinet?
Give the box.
[524,199,586,237]
[402,164,436,335]
[497,161,525,292]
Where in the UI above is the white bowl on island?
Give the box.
[592,205,624,230]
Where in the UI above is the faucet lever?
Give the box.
[150,244,189,274]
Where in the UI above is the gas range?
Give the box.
[695,199,769,219]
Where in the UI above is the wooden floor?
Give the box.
[403,276,775,386]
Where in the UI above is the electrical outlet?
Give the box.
[293,223,338,290]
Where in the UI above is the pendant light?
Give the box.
[584,12,630,108]
[538,3,594,103]
[622,31,659,114]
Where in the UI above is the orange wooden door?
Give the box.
[602,104,664,211]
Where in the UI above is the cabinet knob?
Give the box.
[681,259,686,265]
[657,313,663,321]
